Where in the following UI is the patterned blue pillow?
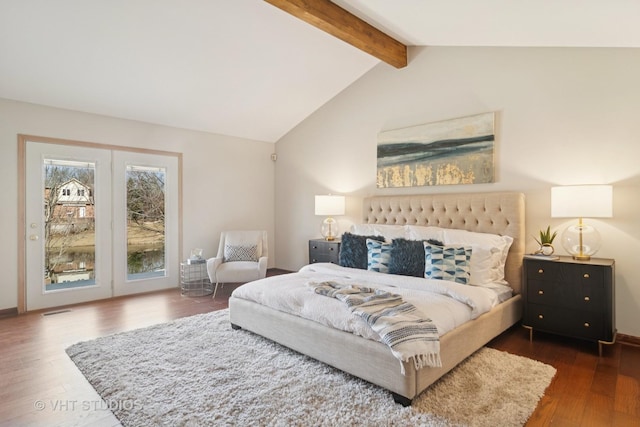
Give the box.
[366,239,392,273]
[423,243,472,284]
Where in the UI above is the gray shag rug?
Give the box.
[66,309,556,427]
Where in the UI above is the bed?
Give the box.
[228,192,525,405]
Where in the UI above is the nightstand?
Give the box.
[308,239,341,264]
[522,256,616,356]
[180,261,213,297]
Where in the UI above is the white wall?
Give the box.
[274,46,640,337]
[0,98,275,311]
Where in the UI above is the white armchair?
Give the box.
[206,230,268,298]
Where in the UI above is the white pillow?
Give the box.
[405,225,445,243]
[465,245,502,285]
[442,229,513,285]
[350,224,407,241]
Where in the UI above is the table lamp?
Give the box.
[551,185,612,260]
[314,195,345,241]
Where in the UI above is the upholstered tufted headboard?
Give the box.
[363,192,525,294]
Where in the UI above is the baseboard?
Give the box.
[0,307,18,319]
[618,333,640,347]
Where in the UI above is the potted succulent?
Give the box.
[534,225,557,256]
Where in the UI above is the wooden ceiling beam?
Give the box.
[264,0,407,68]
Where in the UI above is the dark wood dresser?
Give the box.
[308,239,341,264]
[522,256,616,355]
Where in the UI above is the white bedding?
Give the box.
[231,263,512,343]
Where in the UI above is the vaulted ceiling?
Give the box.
[1,1,639,143]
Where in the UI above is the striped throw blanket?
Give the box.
[308,281,441,373]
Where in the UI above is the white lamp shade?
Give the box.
[315,195,345,216]
[551,185,613,218]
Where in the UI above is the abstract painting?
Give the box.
[377,112,495,188]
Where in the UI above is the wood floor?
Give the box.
[1,276,638,427]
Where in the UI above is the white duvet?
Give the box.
[231,263,512,342]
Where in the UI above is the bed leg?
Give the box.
[231,323,242,330]
[391,393,412,407]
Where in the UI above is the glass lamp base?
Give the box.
[560,223,601,261]
[321,217,339,241]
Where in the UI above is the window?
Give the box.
[125,164,166,280]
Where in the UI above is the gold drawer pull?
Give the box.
[538,269,544,274]
[583,273,590,278]
[584,322,590,328]
[538,314,544,319]
[538,290,544,295]
[584,296,590,301]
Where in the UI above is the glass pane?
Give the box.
[126,165,166,280]
[44,159,96,291]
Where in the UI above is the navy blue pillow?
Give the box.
[388,238,443,277]
[339,232,384,269]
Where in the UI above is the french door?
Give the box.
[112,150,179,296]
[24,139,179,311]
